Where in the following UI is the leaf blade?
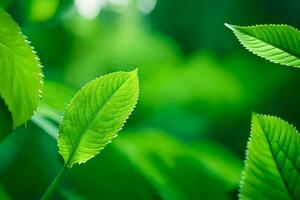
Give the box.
[0,8,43,128]
[240,113,300,199]
[225,23,300,67]
[58,70,139,168]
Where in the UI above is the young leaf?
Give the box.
[58,70,139,168]
[0,8,43,128]
[225,23,300,67]
[240,113,300,199]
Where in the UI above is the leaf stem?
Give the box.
[41,165,68,200]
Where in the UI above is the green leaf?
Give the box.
[225,23,300,67]
[42,81,75,113]
[0,8,43,128]
[240,113,300,199]
[58,70,139,168]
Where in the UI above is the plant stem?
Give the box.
[41,165,68,200]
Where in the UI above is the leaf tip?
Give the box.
[251,112,263,124]
[128,68,139,81]
[225,23,236,30]
[251,111,258,118]
[130,68,138,75]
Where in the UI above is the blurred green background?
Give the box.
[1,0,300,199]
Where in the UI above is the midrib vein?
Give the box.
[65,76,131,166]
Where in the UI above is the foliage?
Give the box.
[115,130,242,200]
[1,1,300,199]
[40,70,139,199]
[0,7,43,129]
[240,114,300,199]
[0,5,140,198]
[227,23,300,199]
[225,23,300,67]
[58,70,139,168]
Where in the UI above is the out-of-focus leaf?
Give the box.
[68,139,159,200]
[142,53,243,108]
[240,113,300,199]
[226,23,300,67]
[59,188,86,200]
[42,81,75,113]
[0,8,43,128]
[27,0,60,22]
[64,10,182,87]
[58,70,139,168]
[140,52,245,137]
[18,0,73,22]
[190,141,242,190]
[115,130,239,200]
[36,106,62,124]
[34,81,76,138]
[31,114,58,140]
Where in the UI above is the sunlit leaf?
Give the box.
[58,70,139,168]
[226,23,300,67]
[0,8,43,128]
[240,113,300,199]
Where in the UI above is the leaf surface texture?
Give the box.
[0,8,43,128]
[240,114,300,199]
[226,24,300,67]
[58,70,139,167]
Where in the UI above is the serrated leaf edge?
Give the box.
[0,8,44,128]
[238,112,299,199]
[225,23,300,68]
[57,69,139,168]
